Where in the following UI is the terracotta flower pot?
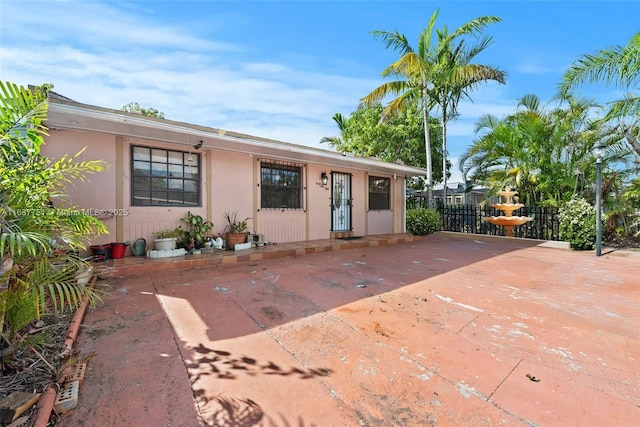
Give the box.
[225,232,247,249]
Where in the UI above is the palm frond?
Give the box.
[560,30,640,92]
[370,30,414,54]
[0,81,50,163]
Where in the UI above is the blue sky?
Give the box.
[1,0,638,182]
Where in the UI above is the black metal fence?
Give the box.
[407,197,560,241]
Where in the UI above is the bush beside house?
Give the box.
[406,208,441,235]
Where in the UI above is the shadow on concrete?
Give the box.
[211,396,319,427]
[188,344,332,382]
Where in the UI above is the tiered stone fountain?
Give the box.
[482,186,532,237]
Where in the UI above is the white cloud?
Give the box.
[0,0,520,161]
[515,61,563,75]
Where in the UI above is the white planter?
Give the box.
[76,265,94,285]
[154,238,177,251]
[147,248,187,259]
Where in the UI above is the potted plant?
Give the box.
[224,211,251,249]
[181,211,214,249]
[153,227,183,251]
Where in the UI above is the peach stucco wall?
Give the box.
[306,164,331,240]
[42,129,406,253]
[209,150,254,235]
[41,130,118,248]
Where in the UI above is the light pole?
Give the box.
[593,141,606,256]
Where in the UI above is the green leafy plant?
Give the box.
[181,212,213,248]
[223,211,250,234]
[559,196,598,250]
[1,81,108,367]
[406,208,441,235]
[153,227,183,240]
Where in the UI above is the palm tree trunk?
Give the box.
[0,255,12,293]
[442,114,448,207]
[422,86,433,207]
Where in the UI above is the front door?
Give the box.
[331,172,352,232]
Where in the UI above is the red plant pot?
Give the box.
[110,242,128,259]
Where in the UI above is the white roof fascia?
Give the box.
[46,100,427,178]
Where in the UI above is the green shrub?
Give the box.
[559,196,598,250]
[406,208,441,235]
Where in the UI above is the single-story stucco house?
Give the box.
[41,95,427,255]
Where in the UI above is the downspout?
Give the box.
[115,136,125,242]
[403,176,407,233]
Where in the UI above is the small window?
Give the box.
[369,176,390,210]
[260,161,302,209]
[131,146,200,206]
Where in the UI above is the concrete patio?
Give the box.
[60,232,639,426]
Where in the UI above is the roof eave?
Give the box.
[45,99,427,178]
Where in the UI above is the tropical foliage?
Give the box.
[321,101,444,187]
[181,211,213,249]
[121,101,165,118]
[406,208,441,235]
[1,81,107,368]
[459,94,606,207]
[559,196,598,250]
[362,9,505,204]
[458,31,639,244]
[560,30,640,156]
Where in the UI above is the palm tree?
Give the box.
[560,31,640,157]
[429,23,506,205]
[362,9,503,206]
[319,113,349,147]
[1,81,108,364]
[460,94,603,206]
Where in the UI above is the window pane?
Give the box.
[168,178,183,190]
[168,151,183,164]
[132,146,150,161]
[133,160,150,176]
[369,176,390,210]
[132,190,150,206]
[151,162,167,177]
[184,180,197,192]
[151,149,166,163]
[151,177,167,190]
[133,175,150,190]
[150,191,168,205]
[167,191,184,204]
[168,164,183,178]
[131,146,201,207]
[184,192,198,205]
[184,165,198,179]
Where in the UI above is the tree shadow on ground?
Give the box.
[188,344,328,426]
[187,343,332,383]
[211,395,318,427]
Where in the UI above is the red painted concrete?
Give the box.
[61,233,639,426]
